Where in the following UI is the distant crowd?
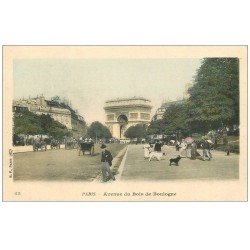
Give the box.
[142,137,230,165]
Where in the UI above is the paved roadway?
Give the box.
[13,144,125,181]
[13,144,239,182]
[120,145,239,181]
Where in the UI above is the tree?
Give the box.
[162,103,190,138]
[147,119,164,136]
[13,110,43,135]
[87,121,112,139]
[40,114,53,134]
[13,109,70,139]
[124,124,147,139]
[40,114,69,138]
[147,103,190,139]
[188,58,239,132]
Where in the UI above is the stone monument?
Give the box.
[104,97,152,139]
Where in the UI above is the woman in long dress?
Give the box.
[190,141,197,160]
[143,143,151,159]
[180,139,187,157]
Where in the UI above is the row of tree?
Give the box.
[14,110,71,139]
[87,121,112,139]
[13,110,112,140]
[147,58,239,137]
[14,58,239,141]
[13,109,144,141]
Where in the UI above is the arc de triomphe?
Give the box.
[104,97,152,139]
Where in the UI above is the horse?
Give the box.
[65,138,78,149]
[33,140,47,152]
[78,140,94,156]
[50,139,60,149]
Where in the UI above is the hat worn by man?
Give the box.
[100,144,106,149]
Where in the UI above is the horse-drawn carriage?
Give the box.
[33,139,47,152]
[78,140,94,156]
[50,139,60,149]
[65,138,78,149]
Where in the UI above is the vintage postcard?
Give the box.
[2,46,247,201]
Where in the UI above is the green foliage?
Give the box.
[147,120,164,135]
[188,58,239,131]
[213,136,239,154]
[14,110,42,135]
[13,110,69,139]
[40,114,70,138]
[162,103,190,136]
[147,58,239,137]
[147,103,189,138]
[124,124,147,139]
[87,121,112,139]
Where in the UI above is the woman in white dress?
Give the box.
[180,139,187,157]
[143,143,152,159]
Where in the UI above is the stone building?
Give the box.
[13,95,86,138]
[153,99,184,121]
[104,97,152,139]
[152,83,191,121]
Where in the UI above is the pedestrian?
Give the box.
[206,139,213,158]
[180,139,187,157]
[100,144,115,182]
[143,142,151,159]
[154,140,162,152]
[226,142,230,156]
[175,140,181,151]
[78,137,84,156]
[190,141,197,160]
[202,140,211,161]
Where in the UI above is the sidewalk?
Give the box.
[93,146,128,183]
[120,145,239,181]
[13,144,66,153]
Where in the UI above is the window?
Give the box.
[107,114,114,121]
[140,113,150,120]
[130,113,138,119]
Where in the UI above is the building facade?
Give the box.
[153,99,184,121]
[104,97,152,139]
[152,83,191,121]
[13,95,87,138]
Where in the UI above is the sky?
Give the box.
[13,58,202,124]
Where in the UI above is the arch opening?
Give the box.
[117,114,128,138]
[117,114,128,124]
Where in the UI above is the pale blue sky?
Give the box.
[13,58,201,124]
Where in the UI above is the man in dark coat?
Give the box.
[101,144,115,182]
[154,140,162,152]
[202,140,211,161]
